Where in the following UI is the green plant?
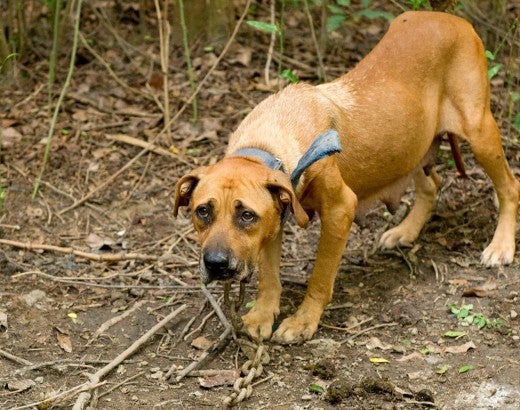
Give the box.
[450,303,502,330]
[326,0,394,33]
[408,0,430,10]
[33,0,84,198]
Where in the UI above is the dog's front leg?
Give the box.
[242,229,283,341]
[273,183,357,344]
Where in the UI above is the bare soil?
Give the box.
[1,1,519,409]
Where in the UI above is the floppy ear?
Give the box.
[173,167,206,217]
[266,172,309,228]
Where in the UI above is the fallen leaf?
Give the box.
[436,364,451,375]
[369,357,389,364]
[57,333,73,353]
[6,379,36,392]
[198,369,240,388]
[1,126,22,148]
[366,337,393,351]
[444,331,466,339]
[459,364,473,373]
[397,352,424,362]
[191,336,214,350]
[462,281,497,298]
[444,341,476,354]
[86,233,116,250]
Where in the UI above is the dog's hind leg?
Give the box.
[379,167,441,249]
[464,110,520,266]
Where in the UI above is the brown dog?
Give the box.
[174,11,520,344]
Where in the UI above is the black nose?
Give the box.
[203,249,232,279]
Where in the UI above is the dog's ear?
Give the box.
[173,167,206,217]
[266,174,309,228]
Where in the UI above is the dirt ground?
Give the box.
[1,1,519,409]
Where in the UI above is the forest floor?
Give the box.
[0,1,519,409]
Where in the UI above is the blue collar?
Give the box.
[232,129,341,188]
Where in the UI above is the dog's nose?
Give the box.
[203,249,233,279]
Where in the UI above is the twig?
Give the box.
[154,0,173,141]
[72,304,187,410]
[105,133,176,157]
[78,33,155,103]
[0,348,33,366]
[169,326,232,383]
[201,285,234,338]
[341,322,399,345]
[86,300,148,347]
[320,316,374,332]
[302,0,326,80]
[178,0,197,123]
[97,370,146,399]
[57,0,253,216]
[0,238,158,262]
[265,0,276,85]
[33,0,83,198]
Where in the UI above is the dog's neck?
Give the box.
[231,130,341,188]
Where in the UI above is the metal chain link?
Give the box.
[222,283,270,407]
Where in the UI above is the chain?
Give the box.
[222,282,270,407]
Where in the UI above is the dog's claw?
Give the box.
[242,307,278,341]
[481,241,515,267]
[271,314,319,345]
[379,227,416,249]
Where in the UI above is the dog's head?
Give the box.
[174,157,308,284]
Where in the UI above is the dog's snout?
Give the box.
[202,249,235,280]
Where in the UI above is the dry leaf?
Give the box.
[462,281,497,298]
[6,379,36,392]
[1,127,22,148]
[86,233,116,250]
[191,336,214,350]
[397,352,424,362]
[444,341,476,354]
[366,337,393,351]
[199,369,240,389]
[449,278,469,287]
[57,333,73,353]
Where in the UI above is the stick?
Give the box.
[86,300,148,346]
[0,238,158,262]
[0,348,33,366]
[72,304,187,410]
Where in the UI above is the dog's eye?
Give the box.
[196,205,210,220]
[240,210,256,223]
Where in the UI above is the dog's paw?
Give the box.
[379,227,416,249]
[481,241,515,267]
[242,306,278,341]
[271,313,319,345]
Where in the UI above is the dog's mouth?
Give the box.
[199,257,256,284]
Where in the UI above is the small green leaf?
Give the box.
[511,92,520,102]
[420,348,432,355]
[444,331,466,338]
[488,63,502,79]
[337,0,351,5]
[459,364,473,373]
[485,50,495,61]
[246,20,279,34]
[309,384,325,394]
[245,300,256,309]
[326,14,346,32]
[327,4,344,14]
[281,69,299,84]
[401,339,412,348]
[356,9,394,21]
[437,364,451,375]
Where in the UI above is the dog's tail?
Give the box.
[447,133,467,178]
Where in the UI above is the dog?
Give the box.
[174,11,520,344]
